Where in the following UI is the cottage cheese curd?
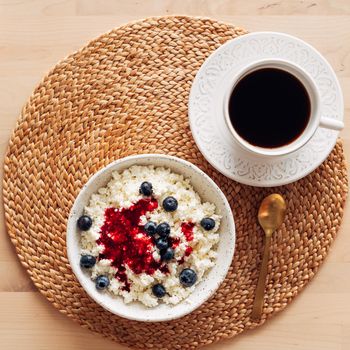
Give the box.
[80,165,221,307]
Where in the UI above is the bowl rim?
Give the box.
[66,154,235,322]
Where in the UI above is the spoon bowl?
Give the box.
[258,194,287,236]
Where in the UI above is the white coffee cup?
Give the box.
[223,59,344,157]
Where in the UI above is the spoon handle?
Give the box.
[251,234,271,320]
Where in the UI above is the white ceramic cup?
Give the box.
[223,59,344,157]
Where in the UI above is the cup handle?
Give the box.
[319,117,344,131]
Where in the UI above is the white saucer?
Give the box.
[189,32,344,187]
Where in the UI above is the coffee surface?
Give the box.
[228,68,311,148]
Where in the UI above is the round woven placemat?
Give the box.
[3,16,348,350]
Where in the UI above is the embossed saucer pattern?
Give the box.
[189,32,344,187]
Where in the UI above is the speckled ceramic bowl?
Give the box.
[66,154,235,322]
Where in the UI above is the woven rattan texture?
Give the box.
[3,16,348,350]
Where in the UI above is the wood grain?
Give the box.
[0,1,349,349]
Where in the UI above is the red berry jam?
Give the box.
[171,237,181,249]
[181,222,195,242]
[176,222,195,264]
[96,199,198,291]
[178,246,193,265]
[97,197,165,291]
[185,246,193,256]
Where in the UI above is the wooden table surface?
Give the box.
[0,1,349,349]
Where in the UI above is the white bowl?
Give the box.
[66,154,235,322]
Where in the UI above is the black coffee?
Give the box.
[228,68,311,148]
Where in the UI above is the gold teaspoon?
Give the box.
[251,193,287,320]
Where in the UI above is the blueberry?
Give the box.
[156,222,171,238]
[80,254,96,268]
[156,237,169,250]
[162,196,178,212]
[95,275,110,290]
[144,221,157,236]
[139,181,153,196]
[77,215,92,231]
[200,217,215,231]
[161,247,174,261]
[152,283,166,298]
[179,268,197,287]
